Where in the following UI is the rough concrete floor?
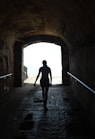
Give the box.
[0,84,93,139]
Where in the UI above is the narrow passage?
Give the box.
[13,85,89,139]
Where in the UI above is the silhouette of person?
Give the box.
[34,60,52,111]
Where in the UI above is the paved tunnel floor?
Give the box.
[0,84,93,139]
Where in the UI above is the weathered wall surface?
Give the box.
[0,31,16,95]
[69,41,95,129]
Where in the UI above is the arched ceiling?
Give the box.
[0,0,95,47]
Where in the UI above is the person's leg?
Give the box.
[42,87,44,101]
[42,87,47,110]
[45,87,49,103]
[44,87,49,110]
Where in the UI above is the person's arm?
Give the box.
[34,69,40,86]
[49,69,52,85]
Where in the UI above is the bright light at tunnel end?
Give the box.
[24,42,62,85]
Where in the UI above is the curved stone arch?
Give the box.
[13,34,70,86]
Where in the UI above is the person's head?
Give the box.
[42,60,47,66]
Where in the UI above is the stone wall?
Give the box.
[0,32,16,96]
[69,42,95,130]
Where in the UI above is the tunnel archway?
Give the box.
[23,42,62,85]
[13,35,70,87]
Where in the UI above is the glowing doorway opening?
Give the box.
[24,42,62,84]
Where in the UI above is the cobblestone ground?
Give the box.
[0,84,92,139]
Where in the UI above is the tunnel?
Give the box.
[13,35,69,86]
[0,0,95,138]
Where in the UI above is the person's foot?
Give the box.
[43,104,48,111]
[44,107,48,111]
